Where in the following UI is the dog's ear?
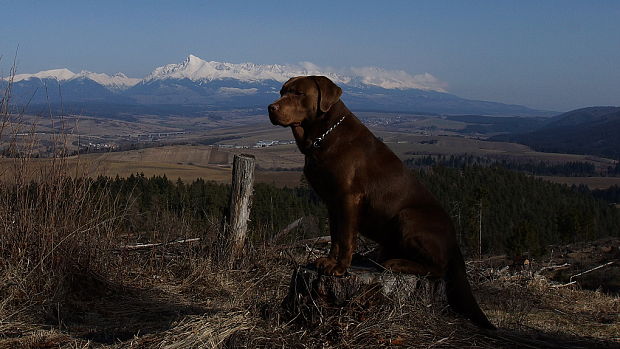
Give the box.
[312,76,342,113]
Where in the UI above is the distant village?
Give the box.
[218,139,295,149]
[85,142,117,150]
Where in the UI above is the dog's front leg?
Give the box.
[316,194,361,276]
[315,209,341,274]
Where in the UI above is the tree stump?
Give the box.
[282,259,447,324]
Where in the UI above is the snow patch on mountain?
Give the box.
[218,87,259,95]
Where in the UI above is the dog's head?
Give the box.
[268,76,342,127]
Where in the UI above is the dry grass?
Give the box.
[1,129,124,338]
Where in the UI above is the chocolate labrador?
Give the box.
[268,76,494,329]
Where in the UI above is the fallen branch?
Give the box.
[269,217,304,244]
[537,263,571,274]
[551,261,615,288]
[551,281,577,288]
[270,234,331,251]
[569,261,615,283]
[296,235,331,246]
[118,238,201,251]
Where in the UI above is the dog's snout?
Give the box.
[268,103,279,113]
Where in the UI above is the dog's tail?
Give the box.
[444,248,496,330]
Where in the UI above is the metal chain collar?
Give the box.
[312,116,346,149]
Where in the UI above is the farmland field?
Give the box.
[2,112,618,189]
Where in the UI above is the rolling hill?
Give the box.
[491,106,620,159]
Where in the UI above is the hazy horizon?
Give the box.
[2,1,619,112]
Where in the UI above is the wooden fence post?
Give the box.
[226,154,256,268]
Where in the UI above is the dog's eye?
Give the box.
[294,91,305,96]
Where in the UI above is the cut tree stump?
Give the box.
[283,258,447,324]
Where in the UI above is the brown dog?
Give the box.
[268,76,495,329]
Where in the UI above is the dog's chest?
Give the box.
[303,155,342,195]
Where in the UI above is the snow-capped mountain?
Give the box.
[143,54,348,85]
[142,54,444,92]
[77,72,140,91]
[5,68,138,105]
[2,55,552,117]
[12,68,76,82]
[11,69,139,91]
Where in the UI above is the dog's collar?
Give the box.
[312,115,346,149]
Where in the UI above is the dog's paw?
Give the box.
[315,257,337,270]
[315,257,347,276]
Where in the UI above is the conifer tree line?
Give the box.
[97,168,620,258]
[87,174,327,242]
[6,168,617,259]
[412,166,620,258]
[405,154,620,177]
[591,185,620,204]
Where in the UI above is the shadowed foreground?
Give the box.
[1,237,618,348]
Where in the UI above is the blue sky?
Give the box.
[1,0,619,111]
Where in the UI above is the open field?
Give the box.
[6,139,619,189]
[0,151,304,188]
[2,112,619,189]
[60,137,620,189]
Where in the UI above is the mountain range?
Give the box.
[491,106,620,159]
[3,55,552,117]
